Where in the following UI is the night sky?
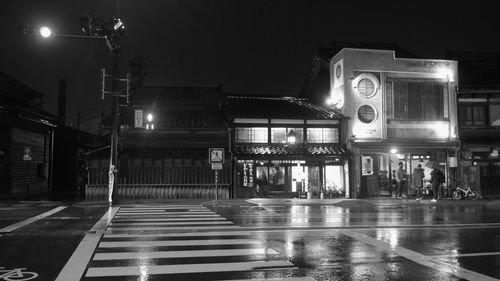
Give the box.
[1,0,499,131]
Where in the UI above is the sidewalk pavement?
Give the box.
[3,197,500,208]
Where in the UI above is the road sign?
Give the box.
[211,163,222,170]
[134,110,143,128]
[209,148,224,164]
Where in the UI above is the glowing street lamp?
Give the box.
[39,26,53,38]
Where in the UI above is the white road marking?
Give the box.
[107,225,241,231]
[340,230,500,281]
[111,221,233,226]
[220,277,316,281]
[55,206,119,281]
[115,211,212,215]
[85,260,294,277]
[431,252,500,258]
[113,217,226,222]
[93,248,278,260]
[103,230,254,238]
[99,238,262,248]
[0,206,67,233]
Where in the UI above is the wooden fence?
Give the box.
[85,166,231,200]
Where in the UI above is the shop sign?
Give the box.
[13,128,43,146]
[242,162,254,187]
[134,110,143,128]
[448,156,457,168]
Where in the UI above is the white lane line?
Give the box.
[106,225,241,231]
[114,214,220,218]
[111,221,233,226]
[99,238,261,248]
[93,248,278,260]
[86,260,294,277]
[235,223,500,231]
[119,208,209,212]
[103,231,253,238]
[55,206,119,281]
[431,252,500,258]
[224,277,316,281]
[0,206,67,233]
[113,217,226,222]
[116,211,213,215]
[120,205,208,209]
[340,230,500,281]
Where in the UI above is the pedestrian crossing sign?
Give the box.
[209,148,224,164]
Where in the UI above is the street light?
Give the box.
[23,15,126,205]
[39,26,52,38]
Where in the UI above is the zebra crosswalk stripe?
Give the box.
[85,260,295,277]
[93,248,278,260]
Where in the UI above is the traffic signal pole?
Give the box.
[111,51,119,204]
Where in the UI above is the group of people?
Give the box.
[394,162,445,202]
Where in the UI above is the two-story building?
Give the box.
[302,45,460,198]
[85,86,230,200]
[224,95,348,198]
[448,51,500,197]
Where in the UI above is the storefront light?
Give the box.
[390,148,397,154]
[437,68,454,83]
[287,130,297,144]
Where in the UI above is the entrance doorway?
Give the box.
[361,154,391,197]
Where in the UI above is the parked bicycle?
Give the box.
[0,267,38,281]
[452,181,481,200]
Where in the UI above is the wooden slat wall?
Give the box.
[85,165,231,200]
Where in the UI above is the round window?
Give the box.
[358,78,375,97]
[358,105,377,123]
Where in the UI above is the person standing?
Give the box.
[430,167,441,202]
[412,164,425,200]
[395,162,406,198]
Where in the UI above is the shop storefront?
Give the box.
[235,157,347,198]
[355,144,458,198]
[328,48,459,198]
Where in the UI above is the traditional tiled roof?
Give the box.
[235,144,346,156]
[225,95,344,119]
[131,86,224,105]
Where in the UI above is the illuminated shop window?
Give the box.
[358,78,375,97]
[358,105,377,123]
[271,128,303,143]
[386,78,446,121]
[354,73,379,98]
[307,128,339,143]
[235,127,268,143]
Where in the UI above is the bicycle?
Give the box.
[0,267,38,281]
[452,182,481,200]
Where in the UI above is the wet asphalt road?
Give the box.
[1,198,500,280]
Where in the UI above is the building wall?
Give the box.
[330,48,459,142]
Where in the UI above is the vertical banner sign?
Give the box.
[243,163,248,187]
[134,109,143,128]
[333,59,344,88]
[248,162,254,187]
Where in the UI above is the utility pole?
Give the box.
[110,51,119,204]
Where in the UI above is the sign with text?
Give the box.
[134,110,143,128]
[209,148,224,164]
[211,163,222,170]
